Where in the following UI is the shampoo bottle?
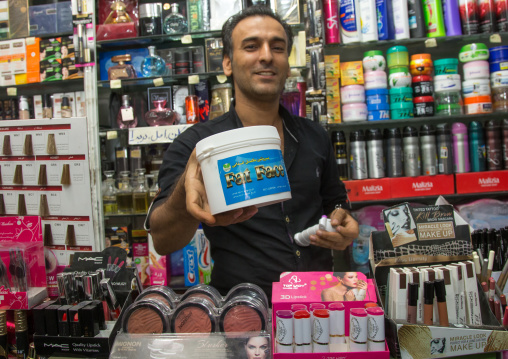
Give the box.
[376,0,395,39]
[408,0,427,37]
[359,0,379,41]
[391,0,410,39]
[443,0,463,35]
[423,0,447,36]
[340,0,362,42]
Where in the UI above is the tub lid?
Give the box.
[196,126,280,158]
[389,87,413,95]
[434,58,459,66]
[365,88,389,96]
[363,50,384,58]
[387,45,408,54]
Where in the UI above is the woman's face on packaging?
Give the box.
[245,336,268,359]
[340,272,358,287]
[387,207,410,235]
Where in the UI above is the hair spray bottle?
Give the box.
[323,0,340,44]
[452,122,471,173]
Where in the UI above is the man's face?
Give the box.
[223,16,290,102]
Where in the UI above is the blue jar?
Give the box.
[366,88,389,107]
[368,110,390,121]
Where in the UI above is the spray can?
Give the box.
[451,122,471,173]
[479,0,497,32]
[459,0,480,34]
[366,128,385,178]
[332,131,349,180]
[403,126,421,176]
[469,121,487,172]
[486,120,503,170]
[420,124,438,176]
[503,119,508,169]
[496,0,508,31]
[359,0,379,41]
[436,123,454,174]
[340,0,362,43]
[384,128,403,177]
[350,130,368,179]
[408,0,427,37]
[377,0,396,39]
[423,0,447,36]
[323,0,341,44]
[443,0,463,35]
[392,0,411,39]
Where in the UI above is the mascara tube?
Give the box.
[14,310,29,359]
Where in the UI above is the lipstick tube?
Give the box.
[294,310,312,353]
[423,281,434,325]
[0,311,6,359]
[350,308,367,352]
[312,308,330,353]
[100,278,120,319]
[276,310,293,353]
[328,302,345,349]
[14,310,29,359]
[434,279,449,327]
[407,282,419,324]
[367,307,385,352]
[291,303,307,312]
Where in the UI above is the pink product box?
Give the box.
[0,216,48,309]
[272,272,389,359]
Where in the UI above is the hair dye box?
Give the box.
[271,272,389,358]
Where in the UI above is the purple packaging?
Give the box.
[443,0,462,35]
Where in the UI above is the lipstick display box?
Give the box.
[271,272,390,358]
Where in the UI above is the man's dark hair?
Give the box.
[221,6,294,60]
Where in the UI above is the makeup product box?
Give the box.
[148,232,169,286]
[9,38,26,75]
[156,48,173,75]
[40,38,61,61]
[271,272,390,358]
[344,178,392,202]
[0,216,47,310]
[29,4,57,36]
[455,170,508,194]
[147,86,172,111]
[0,0,9,40]
[325,55,340,79]
[340,61,364,86]
[172,84,188,123]
[33,95,43,119]
[52,93,63,118]
[0,39,10,75]
[56,2,73,33]
[205,38,223,72]
[305,91,327,125]
[8,0,28,38]
[75,91,86,117]
[389,174,454,198]
[26,37,40,83]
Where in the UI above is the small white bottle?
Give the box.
[391,0,410,39]
[359,0,378,42]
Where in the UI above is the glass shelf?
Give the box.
[96,30,223,49]
[326,112,508,132]
[105,213,147,218]
[98,72,225,88]
[0,78,84,97]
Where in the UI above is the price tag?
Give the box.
[490,34,502,43]
[425,39,437,48]
[181,35,192,44]
[153,77,164,87]
[110,79,122,89]
[216,75,228,83]
[26,37,36,45]
[7,88,16,96]
[188,75,200,84]
[107,130,118,140]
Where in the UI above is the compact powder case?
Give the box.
[122,298,171,334]
[219,295,268,333]
[135,285,179,309]
[179,284,223,307]
[225,283,269,310]
[170,297,218,334]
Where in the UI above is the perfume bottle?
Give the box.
[163,3,188,34]
[209,90,225,120]
[117,171,133,214]
[42,94,53,119]
[144,100,180,126]
[102,170,118,215]
[117,95,138,129]
[149,170,159,203]
[185,84,199,124]
[141,46,166,77]
[133,169,149,214]
[104,1,133,24]
[61,97,72,118]
[108,54,137,80]
[280,77,301,117]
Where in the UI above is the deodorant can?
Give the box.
[469,121,487,172]
[403,126,421,176]
[384,128,403,177]
[366,128,385,178]
[486,120,503,170]
[350,130,368,179]
[332,131,349,180]
[436,123,454,174]
[420,124,438,175]
[451,122,471,173]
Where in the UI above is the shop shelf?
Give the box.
[97,72,225,88]
[326,112,508,132]
[0,78,84,97]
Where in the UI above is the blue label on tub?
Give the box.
[218,149,290,206]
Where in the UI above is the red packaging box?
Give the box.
[389,174,454,199]
[455,170,508,194]
[344,178,391,202]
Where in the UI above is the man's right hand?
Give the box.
[184,149,258,227]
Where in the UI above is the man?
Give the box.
[148,6,359,299]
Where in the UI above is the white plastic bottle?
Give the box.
[340,0,362,43]
[391,0,410,39]
[359,0,379,41]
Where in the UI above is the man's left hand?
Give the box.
[309,208,360,250]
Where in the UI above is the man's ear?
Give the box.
[223,55,232,76]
